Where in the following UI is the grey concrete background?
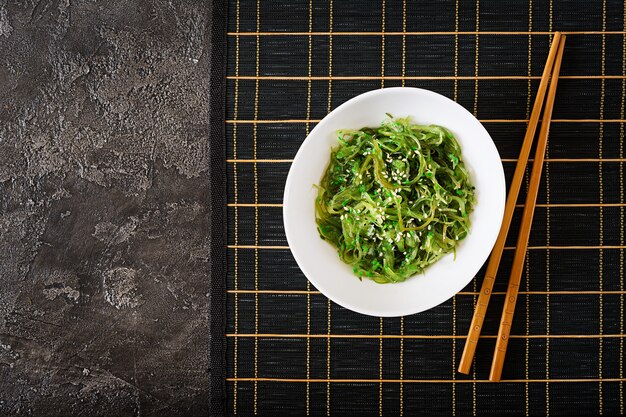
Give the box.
[0,1,210,415]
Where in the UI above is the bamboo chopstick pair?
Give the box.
[458,33,566,382]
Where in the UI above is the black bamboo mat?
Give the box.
[214,0,626,415]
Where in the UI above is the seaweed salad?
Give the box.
[315,116,475,283]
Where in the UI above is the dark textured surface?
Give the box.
[0,1,211,415]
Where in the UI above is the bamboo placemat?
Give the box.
[215,0,626,415]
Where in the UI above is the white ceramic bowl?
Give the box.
[283,87,505,317]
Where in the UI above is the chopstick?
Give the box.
[457,32,564,375]
[489,35,566,382]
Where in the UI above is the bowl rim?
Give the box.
[283,86,506,316]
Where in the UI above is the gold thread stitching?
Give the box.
[619,2,626,414]
[400,316,404,416]
[327,5,333,414]
[452,1,459,414]
[305,0,313,413]
[598,0,606,411]
[232,0,241,412]
[525,3,533,414]
[253,0,261,413]
[473,3,480,413]
[379,317,384,417]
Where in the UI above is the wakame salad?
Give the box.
[315,116,475,284]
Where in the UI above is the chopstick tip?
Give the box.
[457,366,470,375]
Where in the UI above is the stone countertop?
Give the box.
[0,1,210,415]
